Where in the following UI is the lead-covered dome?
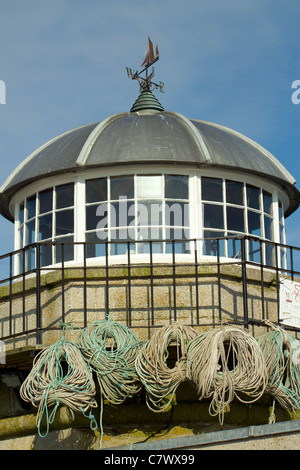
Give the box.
[0,96,299,221]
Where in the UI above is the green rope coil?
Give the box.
[186,325,268,424]
[258,320,300,413]
[75,316,142,405]
[20,328,98,437]
[135,323,197,412]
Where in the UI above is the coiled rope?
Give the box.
[186,325,268,424]
[258,320,300,414]
[75,316,142,405]
[135,323,197,412]
[20,324,98,437]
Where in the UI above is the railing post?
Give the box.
[241,237,249,328]
[36,244,42,344]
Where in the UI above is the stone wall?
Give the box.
[0,262,280,349]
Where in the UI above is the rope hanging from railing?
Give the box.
[75,316,142,405]
[135,323,197,412]
[19,323,98,437]
[258,320,300,415]
[186,325,268,424]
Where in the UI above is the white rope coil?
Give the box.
[186,325,268,424]
[258,320,300,412]
[135,323,197,412]
[20,338,98,437]
[75,317,142,405]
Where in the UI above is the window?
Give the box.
[18,183,74,269]
[85,174,190,258]
[201,177,277,263]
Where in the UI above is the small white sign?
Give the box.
[279,278,300,328]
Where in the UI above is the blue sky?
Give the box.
[0,0,299,256]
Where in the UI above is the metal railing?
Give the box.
[0,235,300,344]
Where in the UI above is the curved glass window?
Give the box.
[85,174,190,258]
[17,183,74,269]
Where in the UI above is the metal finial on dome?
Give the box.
[126,36,165,111]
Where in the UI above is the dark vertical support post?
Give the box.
[105,241,109,320]
[127,242,132,328]
[9,253,12,337]
[217,239,222,323]
[290,246,294,281]
[149,240,154,334]
[275,243,280,323]
[36,244,42,344]
[61,244,65,324]
[83,243,87,328]
[194,239,199,326]
[241,237,249,329]
[260,240,265,320]
[22,249,26,333]
[172,240,177,322]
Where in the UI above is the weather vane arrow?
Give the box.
[126,36,165,93]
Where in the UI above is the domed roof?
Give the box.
[1,93,299,221]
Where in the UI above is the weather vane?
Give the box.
[126,36,165,93]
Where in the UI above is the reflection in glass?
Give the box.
[86,178,107,204]
[55,210,74,236]
[247,211,261,236]
[38,214,52,240]
[26,195,36,220]
[203,204,224,229]
[86,231,107,258]
[203,230,225,257]
[39,188,53,214]
[227,207,245,232]
[56,183,74,209]
[226,180,244,205]
[246,185,260,210]
[111,176,134,200]
[165,175,188,199]
[202,177,223,202]
[55,236,74,263]
[86,203,108,231]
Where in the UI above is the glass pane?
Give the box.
[247,210,261,236]
[55,236,74,263]
[165,175,188,199]
[55,209,74,236]
[227,234,241,259]
[203,230,225,257]
[166,228,190,254]
[25,247,36,271]
[40,243,52,267]
[19,202,24,225]
[265,242,275,267]
[26,220,35,244]
[56,183,74,209]
[38,213,52,240]
[226,180,244,205]
[26,195,36,220]
[137,227,163,254]
[86,178,107,204]
[86,231,107,258]
[111,176,134,200]
[279,202,284,222]
[264,216,273,240]
[111,200,135,227]
[136,175,163,199]
[111,229,135,255]
[227,207,245,232]
[248,239,261,263]
[86,203,108,231]
[203,204,224,229]
[202,177,223,202]
[165,201,189,227]
[263,190,272,215]
[246,185,260,210]
[39,188,53,214]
